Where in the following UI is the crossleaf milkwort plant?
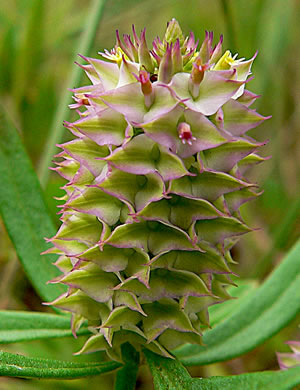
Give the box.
[45,19,271,362]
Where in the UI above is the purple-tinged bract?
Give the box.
[46,19,270,361]
[277,341,300,370]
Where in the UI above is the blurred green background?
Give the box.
[0,0,299,388]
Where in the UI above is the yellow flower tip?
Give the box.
[100,47,129,66]
[214,50,245,70]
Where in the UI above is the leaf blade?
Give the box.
[0,105,65,302]
[193,367,300,390]
[0,311,90,343]
[145,349,300,390]
[208,280,258,327]
[0,350,121,379]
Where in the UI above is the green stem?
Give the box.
[220,0,237,53]
[114,343,140,390]
[38,0,107,188]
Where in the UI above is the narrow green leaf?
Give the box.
[114,343,139,390]
[208,280,258,327]
[0,311,90,343]
[38,0,108,187]
[145,349,300,390]
[175,239,300,365]
[193,368,300,390]
[0,106,65,302]
[0,350,121,379]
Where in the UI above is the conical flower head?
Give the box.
[46,20,270,361]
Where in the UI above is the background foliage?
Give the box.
[0,0,299,388]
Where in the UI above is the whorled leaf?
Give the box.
[168,170,254,202]
[168,71,246,115]
[136,195,224,230]
[96,167,165,211]
[105,220,198,254]
[105,134,191,181]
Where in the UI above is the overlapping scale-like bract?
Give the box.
[47,19,270,361]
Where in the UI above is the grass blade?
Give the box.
[0,105,65,302]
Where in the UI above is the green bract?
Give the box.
[47,19,270,361]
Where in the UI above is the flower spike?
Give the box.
[46,19,270,361]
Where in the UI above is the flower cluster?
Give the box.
[46,19,270,361]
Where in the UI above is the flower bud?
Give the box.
[134,70,154,108]
[158,43,173,83]
[164,18,184,45]
[188,57,209,98]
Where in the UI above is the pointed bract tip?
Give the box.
[164,18,183,44]
[77,54,89,62]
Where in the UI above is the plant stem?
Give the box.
[114,343,140,390]
[38,0,107,188]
